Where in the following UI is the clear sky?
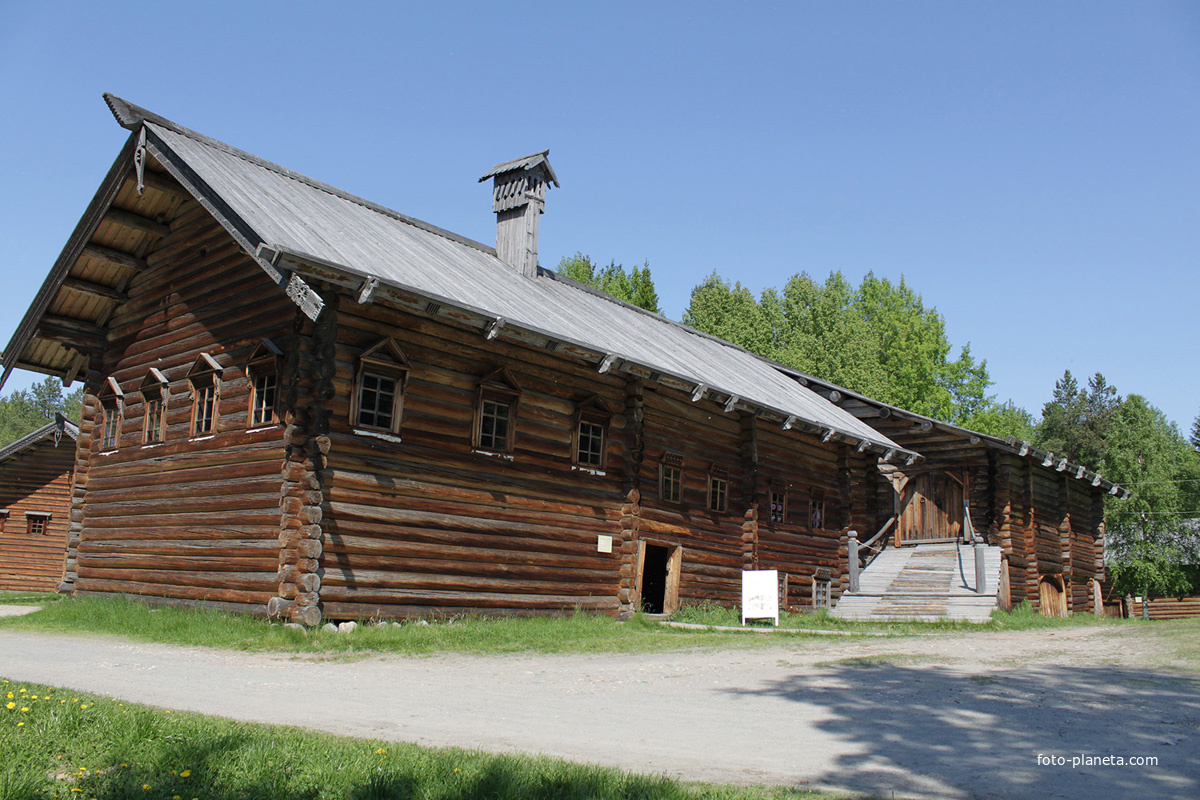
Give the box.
[1,1,1197,431]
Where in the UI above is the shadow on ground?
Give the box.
[729,660,1200,800]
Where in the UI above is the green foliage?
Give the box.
[0,376,83,447]
[555,253,661,314]
[960,400,1038,441]
[1038,371,1120,468]
[1190,409,1200,452]
[682,270,995,424]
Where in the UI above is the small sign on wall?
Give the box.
[742,569,780,626]
[597,535,613,553]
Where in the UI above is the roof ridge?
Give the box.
[103,94,497,258]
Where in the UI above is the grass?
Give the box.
[0,678,854,800]
[0,592,1143,659]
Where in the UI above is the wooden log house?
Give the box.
[0,415,78,591]
[771,367,1131,616]
[0,96,928,625]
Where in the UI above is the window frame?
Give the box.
[809,492,827,531]
[707,469,729,514]
[349,338,410,436]
[25,512,50,536]
[187,353,224,438]
[769,485,787,526]
[571,395,610,469]
[472,367,521,454]
[659,452,684,504]
[140,368,169,444]
[246,339,283,429]
[97,376,124,451]
[0,510,8,534]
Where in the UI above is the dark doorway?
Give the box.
[641,544,671,613]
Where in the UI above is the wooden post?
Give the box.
[847,530,859,594]
[974,535,987,594]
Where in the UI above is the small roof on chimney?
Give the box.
[479,150,559,186]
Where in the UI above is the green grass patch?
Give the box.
[665,599,1134,634]
[0,677,855,800]
[0,593,1147,659]
[0,591,63,607]
[0,595,809,656]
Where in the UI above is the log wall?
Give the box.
[71,200,294,611]
[0,437,74,591]
[317,292,629,619]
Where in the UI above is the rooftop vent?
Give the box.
[479,151,558,278]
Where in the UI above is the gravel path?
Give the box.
[1,625,1197,799]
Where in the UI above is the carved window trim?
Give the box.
[97,376,124,451]
[572,395,610,469]
[472,367,521,454]
[246,339,283,429]
[140,368,169,444]
[350,338,410,436]
[187,353,223,438]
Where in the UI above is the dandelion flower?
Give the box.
[180,770,191,778]
[20,707,29,712]
[5,691,12,698]
[5,702,13,710]
[19,689,27,694]
[71,789,83,794]
[142,784,151,791]
[31,695,38,699]
[16,721,24,727]
[375,749,386,754]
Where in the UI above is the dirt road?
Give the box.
[1,624,1196,799]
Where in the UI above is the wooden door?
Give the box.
[897,472,963,545]
[1039,576,1068,618]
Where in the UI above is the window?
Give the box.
[810,496,826,530]
[708,470,729,513]
[812,577,831,609]
[472,367,521,454]
[26,513,50,536]
[187,353,223,437]
[0,510,7,533]
[572,395,610,469]
[350,339,409,435]
[98,377,124,451]
[576,420,605,465]
[660,452,684,503]
[246,339,282,428]
[140,368,168,444]
[769,487,787,524]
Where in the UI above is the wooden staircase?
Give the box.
[831,541,1002,622]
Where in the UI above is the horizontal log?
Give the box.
[82,242,147,272]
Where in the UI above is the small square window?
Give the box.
[0,512,7,534]
[27,516,47,536]
[708,475,728,513]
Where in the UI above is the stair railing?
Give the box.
[846,516,896,594]
[962,499,988,594]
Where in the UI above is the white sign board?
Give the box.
[742,569,780,626]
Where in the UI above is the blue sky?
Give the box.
[2,1,1197,431]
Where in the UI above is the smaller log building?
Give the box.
[0,415,78,592]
